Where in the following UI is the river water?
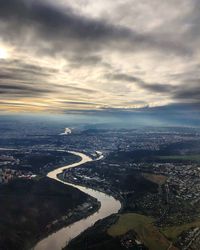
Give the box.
[34,151,121,250]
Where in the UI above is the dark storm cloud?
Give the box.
[0,83,52,97]
[173,81,200,103]
[106,72,200,104]
[175,89,200,100]
[0,0,191,57]
[0,59,58,98]
[0,59,58,81]
[0,69,46,82]
[106,73,174,93]
[0,0,199,113]
[0,56,98,99]
[0,59,58,74]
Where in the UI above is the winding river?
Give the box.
[34,151,121,250]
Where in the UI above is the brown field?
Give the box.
[143,173,167,185]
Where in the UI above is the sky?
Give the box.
[0,0,200,114]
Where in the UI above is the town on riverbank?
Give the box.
[0,126,200,250]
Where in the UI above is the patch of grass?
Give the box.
[162,219,200,241]
[107,213,176,250]
[142,173,167,185]
[158,155,200,162]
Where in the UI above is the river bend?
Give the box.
[34,151,121,250]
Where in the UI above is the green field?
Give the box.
[162,219,200,241]
[107,213,176,250]
[158,155,200,162]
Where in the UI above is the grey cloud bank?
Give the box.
[0,0,199,117]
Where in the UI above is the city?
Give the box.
[0,124,200,250]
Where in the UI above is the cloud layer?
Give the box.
[0,0,200,112]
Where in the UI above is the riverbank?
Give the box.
[31,196,100,250]
[34,151,121,250]
[0,177,91,250]
[61,172,125,211]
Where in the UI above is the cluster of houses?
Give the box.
[120,230,147,249]
[0,168,36,184]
